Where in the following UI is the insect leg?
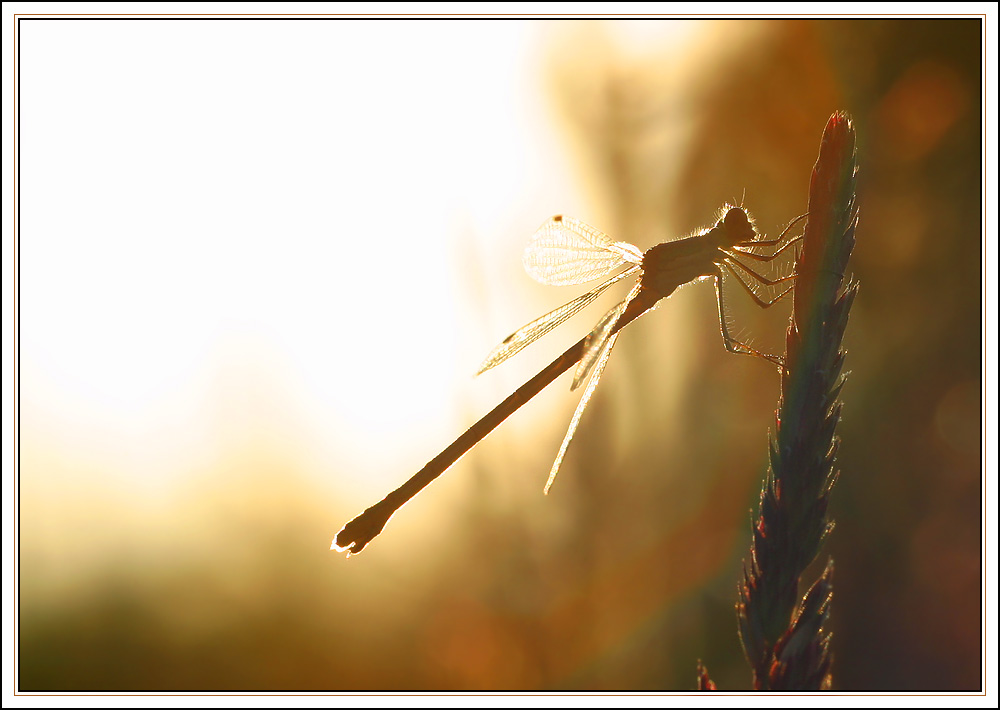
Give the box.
[732,212,808,261]
[722,261,794,309]
[714,269,783,367]
[724,255,797,287]
[739,212,808,248]
[730,236,803,262]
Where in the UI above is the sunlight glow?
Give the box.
[21,22,555,506]
[19,18,737,570]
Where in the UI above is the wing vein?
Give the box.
[544,282,642,493]
[477,265,641,375]
[524,216,643,286]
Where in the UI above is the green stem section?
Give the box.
[737,112,859,690]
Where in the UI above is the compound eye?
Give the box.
[724,207,750,230]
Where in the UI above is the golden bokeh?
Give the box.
[16,18,986,691]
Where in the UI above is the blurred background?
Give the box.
[16,18,985,691]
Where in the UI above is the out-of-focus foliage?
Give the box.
[19,19,982,691]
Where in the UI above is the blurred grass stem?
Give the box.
[736,112,859,691]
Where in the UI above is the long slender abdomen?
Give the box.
[615,285,666,332]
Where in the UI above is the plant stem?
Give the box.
[736,112,859,691]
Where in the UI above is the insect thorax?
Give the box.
[640,237,719,297]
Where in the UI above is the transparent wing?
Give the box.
[523,215,644,286]
[571,282,642,390]
[544,283,642,493]
[544,329,621,495]
[477,264,641,376]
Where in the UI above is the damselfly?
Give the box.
[334,206,805,555]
